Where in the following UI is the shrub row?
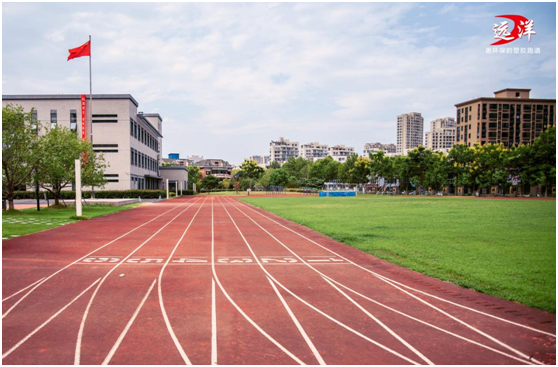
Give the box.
[286,188,321,193]
[12,190,195,199]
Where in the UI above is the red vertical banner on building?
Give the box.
[80,94,87,140]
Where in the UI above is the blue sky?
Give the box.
[3,2,556,164]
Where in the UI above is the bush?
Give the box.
[14,190,167,199]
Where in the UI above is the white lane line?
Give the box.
[227,198,546,364]
[324,277,535,365]
[75,197,203,365]
[157,197,207,365]
[210,199,306,365]
[102,279,157,365]
[2,278,101,360]
[2,198,192,319]
[376,275,544,365]
[266,276,326,365]
[217,198,419,365]
[319,275,433,365]
[2,277,46,302]
[221,198,429,364]
[230,198,556,338]
[211,279,217,365]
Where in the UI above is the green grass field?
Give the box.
[2,203,141,240]
[241,196,556,312]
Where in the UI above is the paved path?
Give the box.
[2,196,555,364]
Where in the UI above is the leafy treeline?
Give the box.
[2,104,107,209]
[200,127,555,195]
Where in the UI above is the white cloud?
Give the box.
[2,2,555,162]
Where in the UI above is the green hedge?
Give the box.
[13,190,171,199]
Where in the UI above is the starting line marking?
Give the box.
[79,256,348,266]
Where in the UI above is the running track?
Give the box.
[2,196,556,365]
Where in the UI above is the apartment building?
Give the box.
[424,117,457,153]
[396,112,424,155]
[2,94,163,190]
[363,142,397,156]
[300,142,329,161]
[455,88,556,147]
[270,137,299,163]
[248,155,271,167]
[197,159,233,179]
[328,144,355,162]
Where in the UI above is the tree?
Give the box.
[2,104,42,210]
[282,157,312,180]
[338,154,358,183]
[369,151,396,188]
[472,143,509,190]
[187,165,201,189]
[222,178,231,190]
[309,156,340,182]
[259,168,275,187]
[269,168,289,186]
[447,144,474,189]
[82,147,108,190]
[240,159,265,180]
[269,160,281,169]
[394,156,412,192]
[407,146,435,192]
[352,156,371,185]
[35,126,107,206]
[424,152,449,191]
[530,127,556,196]
[201,175,220,193]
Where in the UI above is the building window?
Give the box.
[130,119,134,136]
[70,109,77,133]
[31,110,38,134]
[50,110,57,128]
[516,92,520,97]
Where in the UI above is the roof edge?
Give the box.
[2,94,139,107]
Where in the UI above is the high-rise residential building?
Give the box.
[424,117,457,153]
[2,94,163,190]
[396,112,424,155]
[300,142,329,161]
[270,137,299,163]
[328,144,355,162]
[248,155,270,167]
[455,88,556,147]
[363,142,396,156]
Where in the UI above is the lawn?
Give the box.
[241,196,556,312]
[2,203,141,240]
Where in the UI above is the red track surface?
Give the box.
[2,196,556,365]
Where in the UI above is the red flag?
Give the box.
[67,40,90,61]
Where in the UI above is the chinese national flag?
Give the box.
[67,40,90,61]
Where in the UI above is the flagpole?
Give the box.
[89,35,92,142]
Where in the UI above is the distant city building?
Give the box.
[300,142,329,161]
[424,117,457,153]
[328,144,355,162]
[197,159,233,179]
[363,142,396,156]
[396,112,424,155]
[186,155,204,164]
[162,153,191,167]
[248,155,270,167]
[2,94,163,190]
[270,137,299,163]
[455,88,556,147]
